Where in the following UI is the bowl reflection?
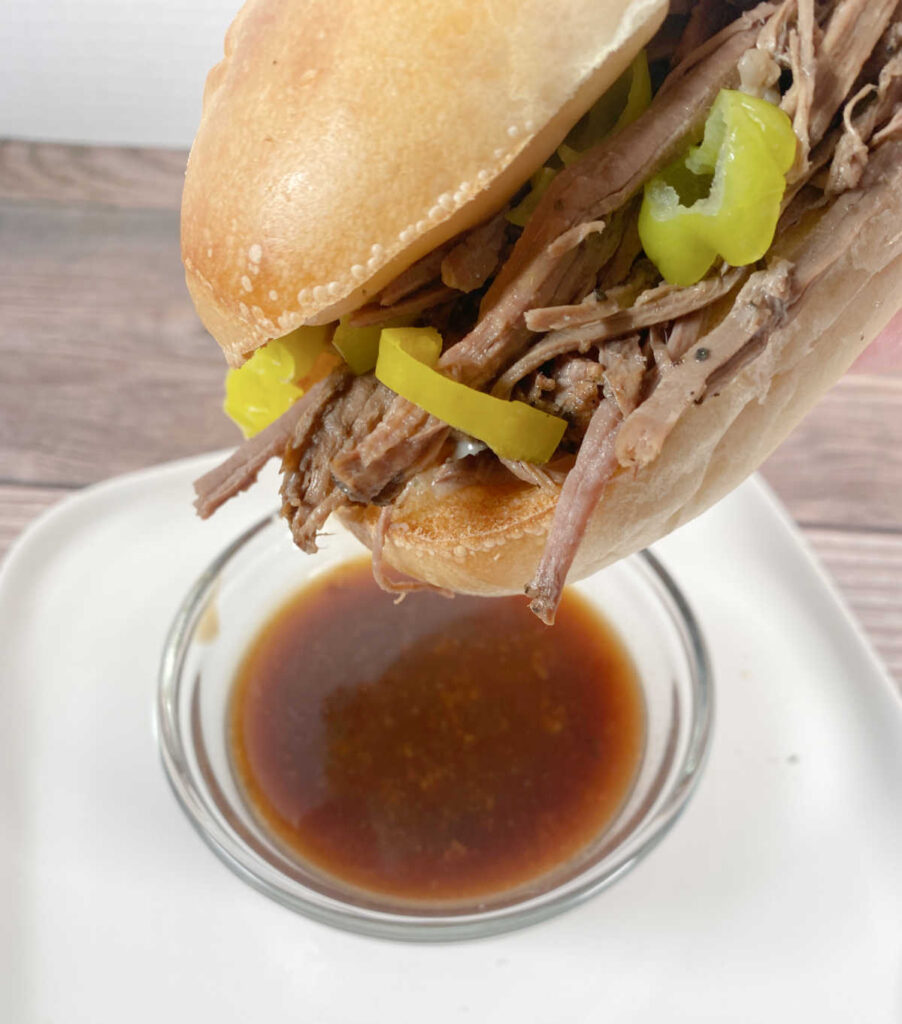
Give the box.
[157,513,712,941]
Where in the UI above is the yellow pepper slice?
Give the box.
[638,89,797,287]
[223,325,330,437]
[556,143,582,168]
[507,166,558,228]
[509,51,652,228]
[331,320,383,375]
[331,313,419,375]
[375,328,567,463]
[612,49,652,136]
[568,49,652,150]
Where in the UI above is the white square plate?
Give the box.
[1,456,900,1023]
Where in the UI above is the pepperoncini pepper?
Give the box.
[638,89,797,287]
[223,324,330,437]
[375,328,567,464]
[331,320,383,375]
[507,166,558,228]
[331,312,419,375]
[568,47,652,150]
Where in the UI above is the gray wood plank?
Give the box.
[1,140,900,535]
[0,139,185,210]
[805,527,902,689]
[761,373,902,532]
[0,140,898,696]
[0,199,236,486]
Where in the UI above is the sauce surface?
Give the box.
[230,558,644,900]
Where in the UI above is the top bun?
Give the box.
[181,0,668,365]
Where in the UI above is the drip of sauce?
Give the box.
[230,558,644,901]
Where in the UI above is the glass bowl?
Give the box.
[157,513,712,941]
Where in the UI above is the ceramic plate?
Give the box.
[1,456,900,1023]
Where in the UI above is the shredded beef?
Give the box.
[596,205,645,293]
[195,0,902,624]
[498,457,569,491]
[616,262,797,468]
[616,136,902,469]
[441,211,509,292]
[525,294,620,335]
[377,246,451,307]
[660,2,777,97]
[329,221,607,500]
[600,256,660,308]
[601,335,646,417]
[281,374,378,551]
[666,306,711,361]
[827,84,879,195]
[431,450,497,492]
[525,265,746,335]
[875,104,902,142]
[524,133,902,625]
[647,323,673,375]
[808,0,898,145]
[371,507,454,598]
[526,355,605,436]
[781,0,818,176]
[672,0,737,68]
[827,51,902,194]
[496,267,747,397]
[325,16,769,506]
[756,1,795,69]
[349,283,458,327]
[525,401,623,624]
[193,370,349,519]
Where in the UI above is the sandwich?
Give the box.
[185,0,902,622]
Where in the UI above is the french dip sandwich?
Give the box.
[187,0,902,622]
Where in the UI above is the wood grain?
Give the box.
[761,374,902,533]
[0,199,236,485]
[0,140,185,210]
[0,141,898,527]
[805,528,902,685]
[0,140,899,690]
[0,185,895,512]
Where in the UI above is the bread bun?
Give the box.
[186,0,900,605]
[338,163,902,595]
[181,0,667,365]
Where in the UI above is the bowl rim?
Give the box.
[156,512,713,942]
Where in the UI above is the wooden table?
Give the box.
[2,139,900,687]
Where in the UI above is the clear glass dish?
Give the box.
[157,513,712,941]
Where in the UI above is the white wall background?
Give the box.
[0,0,238,148]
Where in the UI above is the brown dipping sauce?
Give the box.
[229,558,644,901]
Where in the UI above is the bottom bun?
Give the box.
[339,175,902,596]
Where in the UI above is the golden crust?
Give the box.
[339,179,902,595]
[181,0,667,365]
[186,0,901,597]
